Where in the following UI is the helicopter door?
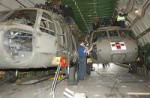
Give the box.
[37,12,57,53]
[54,20,67,51]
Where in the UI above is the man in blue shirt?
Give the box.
[77,40,87,80]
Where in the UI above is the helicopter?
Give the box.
[88,26,138,71]
[0,7,79,83]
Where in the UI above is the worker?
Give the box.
[77,40,93,81]
[92,18,101,31]
[102,17,110,27]
[77,40,87,81]
[117,8,127,28]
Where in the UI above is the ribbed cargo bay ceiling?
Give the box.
[1,0,150,46]
[61,0,117,33]
[0,0,116,33]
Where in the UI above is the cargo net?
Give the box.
[3,29,33,62]
[35,2,73,17]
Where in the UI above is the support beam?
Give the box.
[0,2,11,9]
[93,0,98,17]
[129,0,150,28]
[28,0,35,5]
[136,27,150,39]
[16,0,27,8]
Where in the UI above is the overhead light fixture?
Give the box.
[135,9,139,13]
[134,8,142,16]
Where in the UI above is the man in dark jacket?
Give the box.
[92,18,101,31]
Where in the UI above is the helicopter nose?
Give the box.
[3,28,33,62]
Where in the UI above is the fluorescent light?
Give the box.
[135,10,139,13]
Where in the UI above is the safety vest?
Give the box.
[117,14,125,21]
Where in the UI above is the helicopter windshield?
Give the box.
[108,30,119,37]
[2,10,37,27]
[93,31,108,42]
[119,30,134,39]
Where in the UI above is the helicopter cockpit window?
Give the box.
[108,30,119,38]
[2,10,37,27]
[40,12,55,36]
[119,30,134,39]
[93,31,107,42]
[119,30,126,38]
[42,12,53,21]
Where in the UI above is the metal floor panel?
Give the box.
[0,63,150,98]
